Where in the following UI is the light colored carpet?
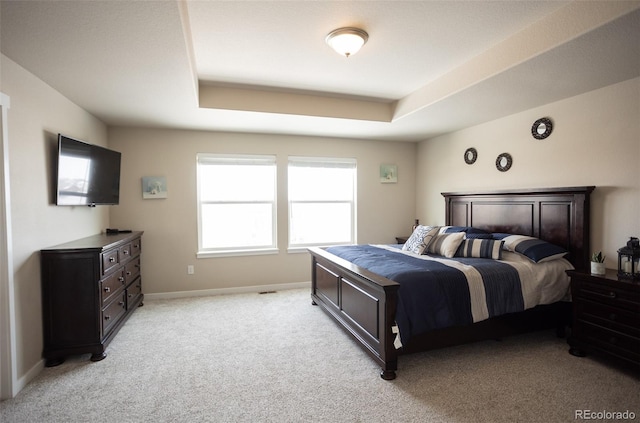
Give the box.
[1,288,638,422]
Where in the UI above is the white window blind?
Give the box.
[288,156,356,248]
[197,154,277,256]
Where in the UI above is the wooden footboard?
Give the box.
[309,247,400,380]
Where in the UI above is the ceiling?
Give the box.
[1,1,639,142]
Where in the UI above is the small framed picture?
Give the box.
[380,164,397,183]
[142,176,167,199]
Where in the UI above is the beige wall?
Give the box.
[417,77,640,270]
[1,55,108,385]
[108,128,417,294]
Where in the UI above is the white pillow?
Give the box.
[427,232,465,258]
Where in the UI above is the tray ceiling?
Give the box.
[1,1,639,141]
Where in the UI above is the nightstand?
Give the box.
[395,236,409,244]
[567,269,639,371]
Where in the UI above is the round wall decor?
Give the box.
[464,147,477,164]
[496,153,513,172]
[531,117,553,139]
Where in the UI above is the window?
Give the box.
[288,156,356,249]
[197,154,277,257]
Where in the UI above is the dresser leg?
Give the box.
[45,357,65,367]
[90,352,107,362]
[569,347,586,357]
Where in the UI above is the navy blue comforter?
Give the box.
[325,245,524,345]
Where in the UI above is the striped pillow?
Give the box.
[427,232,465,258]
[502,235,567,263]
[456,238,504,260]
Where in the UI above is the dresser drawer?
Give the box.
[126,279,143,309]
[102,249,120,275]
[119,242,133,262]
[579,321,640,363]
[574,280,640,312]
[131,238,141,257]
[102,293,126,335]
[100,269,126,305]
[576,299,640,337]
[124,257,141,284]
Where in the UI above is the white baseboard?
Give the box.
[13,358,44,397]
[144,281,311,301]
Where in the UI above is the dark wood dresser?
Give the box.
[567,269,639,371]
[40,231,143,366]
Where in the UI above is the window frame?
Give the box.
[196,153,278,258]
[287,156,357,251]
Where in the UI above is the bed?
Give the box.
[308,186,595,380]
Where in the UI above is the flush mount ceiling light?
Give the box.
[325,27,369,58]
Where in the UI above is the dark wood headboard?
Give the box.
[442,186,595,271]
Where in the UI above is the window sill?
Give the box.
[287,242,354,254]
[287,247,312,254]
[197,248,279,259]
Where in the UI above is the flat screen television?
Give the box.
[55,134,121,206]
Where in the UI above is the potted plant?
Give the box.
[591,251,606,275]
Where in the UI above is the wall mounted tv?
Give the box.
[55,134,121,206]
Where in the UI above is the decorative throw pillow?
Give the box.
[456,238,504,259]
[502,235,568,263]
[402,225,439,255]
[426,232,465,258]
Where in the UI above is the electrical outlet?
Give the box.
[187,265,194,275]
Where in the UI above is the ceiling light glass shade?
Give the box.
[325,27,368,57]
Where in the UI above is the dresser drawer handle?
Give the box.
[123,250,129,255]
[119,301,125,306]
[104,287,111,293]
[133,244,139,248]
[119,277,125,283]
[608,291,616,299]
[126,271,132,276]
[109,257,116,263]
[104,315,111,321]
[128,294,133,298]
